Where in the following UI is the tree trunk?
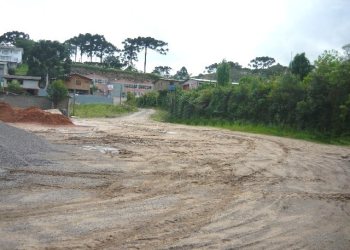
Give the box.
[144,46,147,73]
[74,47,77,62]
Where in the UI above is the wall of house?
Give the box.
[0,47,23,63]
[154,79,183,91]
[153,79,169,91]
[0,95,69,111]
[122,82,153,97]
[22,80,40,90]
[182,79,199,90]
[65,75,91,92]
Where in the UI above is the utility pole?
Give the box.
[72,89,76,116]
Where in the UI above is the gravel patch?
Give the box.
[0,122,52,167]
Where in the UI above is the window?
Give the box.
[138,85,152,90]
[76,79,81,85]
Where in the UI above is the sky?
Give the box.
[1,0,349,75]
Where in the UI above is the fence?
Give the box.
[72,95,113,105]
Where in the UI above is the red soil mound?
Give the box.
[0,102,73,125]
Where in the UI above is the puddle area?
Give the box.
[82,145,119,155]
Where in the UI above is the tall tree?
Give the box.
[205,61,241,74]
[290,52,313,80]
[0,31,30,45]
[249,56,276,70]
[65,36,80,62]
[174,66,190,80]
[103,55,125,69]
[27,40,71,80]
[122,38,140,67]
[217,60,232,86]
[135,37,168,73]
[342,43,350,60]
[81,33,96,62]
[205,63,218,73]
[152,66,172,77]
[14,38,35,63]
[95,37,118,63]
[77,33,86,62]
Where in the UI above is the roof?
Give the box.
[191,78,217,83]
[84,73,108,80]
[154,78,185,84]
[0,45,23,52]
[69,73,93,81]
[4,75,41,81]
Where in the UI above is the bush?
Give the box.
[126,92,136,106]
[47,80,68,107]
[7,80,23,94]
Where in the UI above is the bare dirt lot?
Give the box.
[1,109,350,249]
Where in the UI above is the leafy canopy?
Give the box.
[217,60,232,86]
[47,80,68,107]
[0,31,29,45]
[290,52,313,80]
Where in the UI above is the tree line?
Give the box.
[0,31,169,80]
[138,50,350,137]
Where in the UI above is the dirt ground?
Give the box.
[1,109,350,249]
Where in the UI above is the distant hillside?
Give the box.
[196,64,288,82]
[71,63,160,82]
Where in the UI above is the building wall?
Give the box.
[0,47,23,64]
[154,79,182,91]
[182,79,199,90]
[22,80,40,90]
[65,75,91,93]
[153,79,169,91]
[122,82,153,97]
[0,63,7,85]
[72,95,113,105]
[0,95,69,111]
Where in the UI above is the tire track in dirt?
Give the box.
[1,109,349,249]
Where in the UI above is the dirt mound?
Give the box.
[0,102,73,125]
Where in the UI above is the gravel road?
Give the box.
[0,122,51,167]
[0,110,349,249]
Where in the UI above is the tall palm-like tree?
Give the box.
[135,37,168,73]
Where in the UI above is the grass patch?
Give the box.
[71,103,137,118]
[15,64,28,75]
[150,108,169,122]
[152,110,350,145]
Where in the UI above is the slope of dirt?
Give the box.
[0,102,72,125]
[0,109,349,249]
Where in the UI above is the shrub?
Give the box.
[47,80,68,107]
[7,80,23,94]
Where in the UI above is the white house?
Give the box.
[0,45,23,67]
[4,75,42,95]
[0,62,8,87]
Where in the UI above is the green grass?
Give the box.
[15,64,28,75]
[150,108,169,122]
[71,103,137,118]
[152,110,350,145]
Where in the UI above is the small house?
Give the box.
[3,75,42,95]
[65,73,92,94]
